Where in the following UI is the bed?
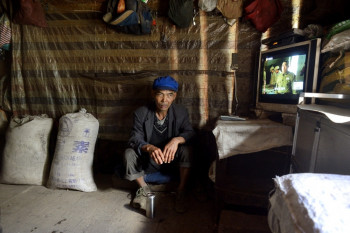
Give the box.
[268,173,350,233]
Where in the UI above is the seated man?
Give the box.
[123,76,195,213]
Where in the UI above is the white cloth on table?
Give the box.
[212,119,293,160]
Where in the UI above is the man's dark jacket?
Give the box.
[128,103,195,156]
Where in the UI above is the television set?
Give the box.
[255,38,321,114]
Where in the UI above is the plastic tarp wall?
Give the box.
[8,1,238,140]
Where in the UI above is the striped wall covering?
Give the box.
[10,1,237,141]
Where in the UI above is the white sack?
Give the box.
[321,29,350,53]
[1,115,53,185]
[198,0,217,12]
[47,108,99,192]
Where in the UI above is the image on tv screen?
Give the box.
[260,53,307,96]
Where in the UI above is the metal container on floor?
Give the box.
[146,192,155,218]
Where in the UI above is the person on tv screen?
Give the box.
[270,65,277,85]
[262,65,277,94]
[275,61,296,94]
[262,66,267,94]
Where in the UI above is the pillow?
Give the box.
[13,0,47,28]
[322,29,350,53]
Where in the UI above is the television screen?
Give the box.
[256,39,321,113]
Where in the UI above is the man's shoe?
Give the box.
[174,191,187,213]
[131,186,150,210]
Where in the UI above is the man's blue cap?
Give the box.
[152,76,178,91]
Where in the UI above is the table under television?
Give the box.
[211,118,293,222]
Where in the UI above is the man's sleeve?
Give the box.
[128,109,148,155]
[178,107,195,143]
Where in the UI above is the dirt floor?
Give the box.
[0,174,271,233]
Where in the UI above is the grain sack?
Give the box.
[0,115,53,185]
[47,108,99,192]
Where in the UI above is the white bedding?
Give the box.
[268,173,350,233]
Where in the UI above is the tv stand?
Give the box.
[212,119,293,222]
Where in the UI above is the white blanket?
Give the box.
[269,173,350,233]
[212,119,293,160]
